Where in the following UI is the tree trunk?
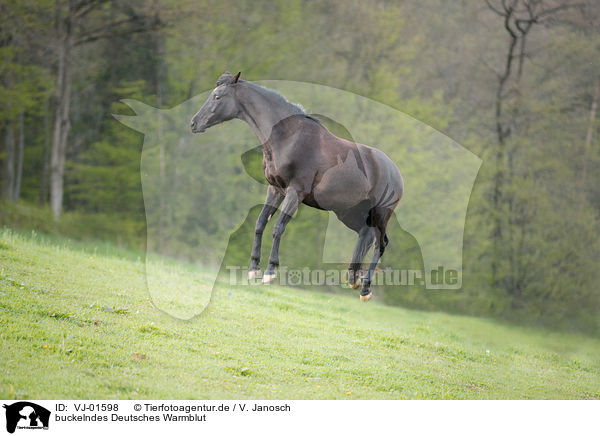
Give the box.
[13,111,24,202]
[2,125,15,200]
[1,39,15,201]
[155,30,166,252]
[491,6,518,287]
[39,97,51,205]
[580,75,600,205]
[49,0,73,219]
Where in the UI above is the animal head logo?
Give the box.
[3,402,50,433]
[116,79,481,319]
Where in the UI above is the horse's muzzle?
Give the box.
[190,120,205,133]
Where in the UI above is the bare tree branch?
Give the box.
[72,0,106,19]
[485,0,506,16]
[74,13,159,46]
[74,24,155,46]
[535,2,586,20]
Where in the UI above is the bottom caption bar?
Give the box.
[0,400,596,435]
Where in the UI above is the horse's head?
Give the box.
[190,71,241,133]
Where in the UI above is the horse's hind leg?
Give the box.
[360,208,392,302]
[348,226,375,289]
[249,186,284,279]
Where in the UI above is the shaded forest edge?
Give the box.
[2,200,599,338]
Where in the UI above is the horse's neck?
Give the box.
[236,84,300,145]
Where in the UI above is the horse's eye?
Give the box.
[214,95,221,100]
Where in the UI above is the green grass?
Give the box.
[1,228,599,399]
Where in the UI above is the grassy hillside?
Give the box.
[0,228,599,399]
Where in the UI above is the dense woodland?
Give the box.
[1,0,600,333]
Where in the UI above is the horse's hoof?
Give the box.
[262,272,277,283]
[347,270,360,289]
[359,293,372,302]
[248,269,260,280]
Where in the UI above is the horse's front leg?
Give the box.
[249,185,284,279]
[263,187,304,283]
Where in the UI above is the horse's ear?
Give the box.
[233,71,241,83]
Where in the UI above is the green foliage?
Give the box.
[0,47,51,122]
[0,200,144,250]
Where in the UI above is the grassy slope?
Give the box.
[0,228,599,399]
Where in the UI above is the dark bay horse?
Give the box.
[191,72,403,301]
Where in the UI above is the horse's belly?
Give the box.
[313,180,369,210]
[301,193,326,210]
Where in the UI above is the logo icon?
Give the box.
[3,402,50,433]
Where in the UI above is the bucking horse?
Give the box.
[191,72,403,301]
